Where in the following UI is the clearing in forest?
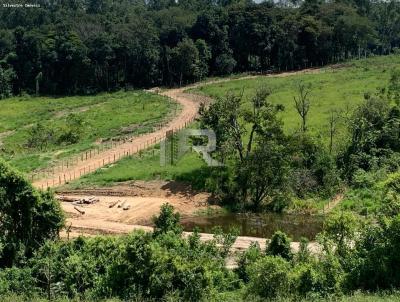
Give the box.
[0,90,177,173]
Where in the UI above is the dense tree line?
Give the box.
[1,0,400,96]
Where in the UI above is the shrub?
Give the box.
[294,263,322,296]
[236,242,262,282]
[323,212,358,258]
[58,114,86,145]
[0,267,37,297]
[349,215,400,290]
[382,171,400,193]
[25,123,55,150]
[246,256,291,299]
[266,231,293,260]
[152,203,182,237]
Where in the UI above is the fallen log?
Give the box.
[74,206,85,215]
[109,200,119,208]
[57,196,78,202]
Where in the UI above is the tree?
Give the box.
[0,159,64,267]
[195,39,211,79]
[200,87,289,210]
[388,69,400,105]
[339,94,400,179]
[294,82,312,133]
[236,142,289,211]
[168,38,200,85]
[328,109,341,154]
[0,66,14,99]
[152,203,182,236]
[323,211,358,258]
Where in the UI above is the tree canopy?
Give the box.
[1,0,400,96]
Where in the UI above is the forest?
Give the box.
[1,0,400,96]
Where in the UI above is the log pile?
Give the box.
[57,196,99,205]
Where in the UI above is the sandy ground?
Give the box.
[58,180,217,234]
[59,181,215,226]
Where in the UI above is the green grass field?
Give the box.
[63,144,211,189]
[192,55,400,138]
[0,90,177,173]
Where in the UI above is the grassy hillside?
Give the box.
[0,90,177,173]
[193,55,400,137]
[68,55,400,191]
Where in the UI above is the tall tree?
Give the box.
[0,160,64,267]
[293,82,312,133]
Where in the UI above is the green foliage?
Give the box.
[168,38,201,84]
[348,215,400,290]
[0,0,398,94]
[296,237,312,263]
[266,231,293,261]
[57,114,86,145]
[0,66,14,100]
[0,267,37,297]
[382,171,400,193]
[0,159,64,267]
[25,216,235,301]
[388,69,400,105]
[200,87,291,211]
[212,226,239,258]
[323,212,359,257]
[293,263,322,296]
[26,122,55,150]
[153,203,182,237]
[339,94,400,180]
[235,242,262,282]
[246,256,291,299]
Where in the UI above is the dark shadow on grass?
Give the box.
[161,165,219,204]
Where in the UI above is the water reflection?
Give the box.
[180,213,324,241]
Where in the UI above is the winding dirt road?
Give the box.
[32,87,205,189]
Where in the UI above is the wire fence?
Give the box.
[32,110,196,190]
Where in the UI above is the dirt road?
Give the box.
[32,88,205,189]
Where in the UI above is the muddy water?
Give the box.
[180,213,324,241]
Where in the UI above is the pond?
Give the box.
[180,213,324,241]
